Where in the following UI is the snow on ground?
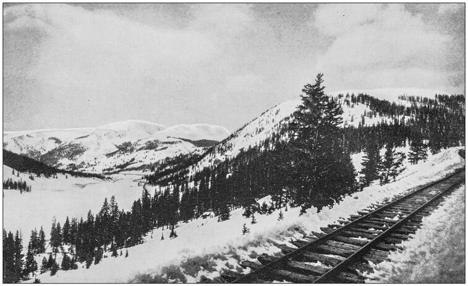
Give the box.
[365,184,465,283]
[33,147,464,283]
[145,124,230,142]
[4,121,231,174]
[3,165,149,246]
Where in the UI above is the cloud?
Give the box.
[189,4,254,37]
[437,3,463,14]
[3,4,261,131]
[225,74,265,94]
[312,4,459,92]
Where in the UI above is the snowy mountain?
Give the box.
[3,121,231,174]
[153,90,419,179]
[25,147,465,283]
[3,128,95,159]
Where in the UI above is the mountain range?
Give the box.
[4,121,230,173]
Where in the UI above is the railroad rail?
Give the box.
[231,168,465,283]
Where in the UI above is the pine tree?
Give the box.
[111,244,118,258]
[378,143,406,184]
[360,136,380,187]
[169,224,178,239]
[219,202,231,221]
[289,74,357,211]
[29,229,39,254]
[277,210,284,221]
[61,253,71,271]
[38,227,46,253]
[408,135,428,164]
[50,261,59,276]
[94,248,103,265]
[50,217,58,253]
[242,223,250,235]
[62,217,71,245]
[24,246,38,278]
[13,231,24,281]
[251,213,257,225]
[46,253,54,269]
[4,230,18,283]
[40,257,48,274]
[85,252,93,269]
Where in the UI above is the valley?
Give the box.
[3,82,465,283]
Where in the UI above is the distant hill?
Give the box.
[173,137,219,148]
[3,149,106,179]
[3,121,230,174]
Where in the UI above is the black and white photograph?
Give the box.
[2,2,465,283]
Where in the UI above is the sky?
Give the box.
[4,3,465,132]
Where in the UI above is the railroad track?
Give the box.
[230,168,465,283]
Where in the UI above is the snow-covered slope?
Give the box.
[164,91,422,179]
[3,128,95,159]
[328,88,450,102]
[3,121,231,174]
[30,147,464,283]
[148,124,230,142]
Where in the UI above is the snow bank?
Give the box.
[3,166,149,245]
[33,147,464,283]
[366,184,465,283]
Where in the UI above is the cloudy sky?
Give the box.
[4,3,464,132]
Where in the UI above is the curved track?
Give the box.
[232,168,465,283]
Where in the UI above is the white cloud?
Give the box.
[313,4,456,92]
[189,4,254,38]
[225,74,265,93]
[437,3,463,14]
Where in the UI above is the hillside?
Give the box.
[32,147,465,283]
[3,149,105,179]
[3,121,231,174]
[147,90,464,188]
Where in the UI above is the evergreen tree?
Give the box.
[277,210,284,221]
[251,213,257,224]
[169,224,178,239]
[28,229,39,254]
[111,244,118,258]
[61,253,71,271]
[46,253,54,270]
[378,143,406,184]
[13,231,24,281]
[50,261,59,276]
[289,74,357,212]
[408,135,428,164]
[219,202,231,221]
[360,135,381,187]
[242,223,250,235]
[50,217,60,253]
[40,257,48,274]
[4,230,17,283]
[85,252,93,269]
[62,217,71,245]
[94,248,103,265]
[38,227,46,254]
[24,246,38,278]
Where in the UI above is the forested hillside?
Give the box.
[3,150,106,179]
[144,74,465,221]
[4,75,464,282]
